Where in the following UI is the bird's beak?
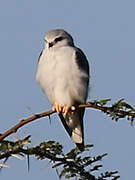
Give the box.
[48,41,55,48]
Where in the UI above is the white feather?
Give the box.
[36,46,87,106]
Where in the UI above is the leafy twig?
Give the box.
[0,138,120,180]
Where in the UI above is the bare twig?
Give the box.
[0,109,55,142]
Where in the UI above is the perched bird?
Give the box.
[36,29,89,150]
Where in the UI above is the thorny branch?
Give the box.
[0,139,120,179]
[0,99,135,142]
[0,99,132,179]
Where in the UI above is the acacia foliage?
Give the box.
[0,98,135,179]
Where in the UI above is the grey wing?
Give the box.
[75,47,89,87]
[59,48,90,150]
[59,108,85,150]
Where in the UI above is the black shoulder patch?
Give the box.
[75,48,89,76]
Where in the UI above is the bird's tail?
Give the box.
[58,108,85,150]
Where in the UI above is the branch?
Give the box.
[0,139,120,180]
[0,99,135,142]
[0,109,55,142]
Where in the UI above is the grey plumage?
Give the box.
[36,29,89,149]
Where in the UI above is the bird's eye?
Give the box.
[55,37,64,43]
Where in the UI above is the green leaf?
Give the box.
[98,99,111,106]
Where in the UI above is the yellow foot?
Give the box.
[62,105,70,115]
[52,103,62,114]
[62,106,76,115]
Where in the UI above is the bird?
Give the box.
[36,29,89,150]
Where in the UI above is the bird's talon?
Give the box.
[53,103,62,114]
[63,106,70,115]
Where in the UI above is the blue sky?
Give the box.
[0,0,135,179]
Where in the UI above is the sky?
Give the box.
[0,0,135,179]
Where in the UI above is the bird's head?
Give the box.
[44,29,74,49]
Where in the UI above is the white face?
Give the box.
[44,29,74,49]
[45,36,65,49]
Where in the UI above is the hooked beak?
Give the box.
[48,41,56,48]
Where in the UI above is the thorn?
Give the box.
[48,115,51,125]
[26,147,30,172]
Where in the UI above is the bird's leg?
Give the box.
[53,103,76,115]
[52,102,62,114]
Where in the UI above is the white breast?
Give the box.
[36,46,87,106]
